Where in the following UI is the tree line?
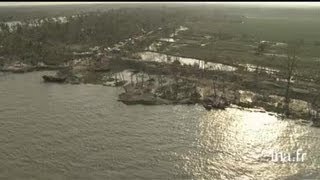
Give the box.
[0,7,186,65]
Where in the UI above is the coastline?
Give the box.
[5,56,315,126]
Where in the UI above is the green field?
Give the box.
[156,14,320,77]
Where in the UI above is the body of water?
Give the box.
[0,71,320,179]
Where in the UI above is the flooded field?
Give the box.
[137,51,237,72]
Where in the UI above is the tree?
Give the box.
[255,41,268,56]
[253,40,267,88]
[283,41,300,117]
[0,23,10,33]
[310,62,320,121]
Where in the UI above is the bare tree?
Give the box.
[310,93,320,120]
[157,74,162,87]
[311,62,320,120]
[253,40,267,88]
[130,73,133,84]
[253,63,262,89]
[141,73,145,87]
[135,73,139,85]
[256,41,268,56]
[283,41,300,116]
[114,73,118,84]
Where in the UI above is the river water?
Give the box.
[0,71,320,180]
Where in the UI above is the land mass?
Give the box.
[1,5,320,126]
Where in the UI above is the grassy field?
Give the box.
[156,15,320,78]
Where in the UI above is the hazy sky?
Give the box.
[0,2,103,6]
[0,2,319,8]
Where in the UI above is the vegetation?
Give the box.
[0,7,184,65]
[283,41,300,116]
[1,4,320,121]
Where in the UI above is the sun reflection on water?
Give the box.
[176,106,320,179]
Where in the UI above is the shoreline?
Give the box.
[2,65,319,128]
[35,57,320,126]
[1,21,319,126]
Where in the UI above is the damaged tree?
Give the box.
[310,94,320,120]
[310,65,320,124]
[283,41,300,117]
[255,41,268,56]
